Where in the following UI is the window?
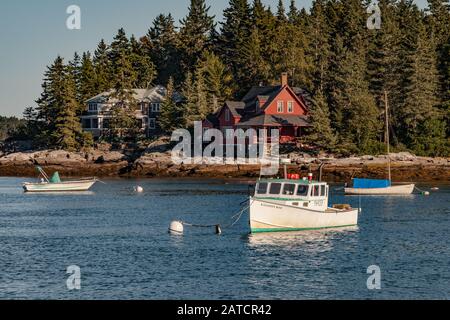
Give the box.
[297,185,309,196]
[151,103,161,113]
[225,109,231,122]
[103,119,110,129]
[282,184,296,195]
[277,101,284,113]
[88,103,98,111]
[288,101,294,113]
[257,183,268,195]
[149,118,156,129]
[92,119,99,129]
[321,186,326,197]
[313,185,320,197]
[82,119,91,129]
[269,183,282,195]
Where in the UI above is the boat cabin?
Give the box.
[254,179,329,211]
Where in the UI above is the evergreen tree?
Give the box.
[219,0,252,89]
[93,39,112,93]
[400,22,440,145]
[306,90,336,150]
[108,29,139,140]
[199,52,234,111]
[179,0,215,73]
[144,14,181,85]
[130,35,156,88]
[79,52,97,113]
[159,77,186,133]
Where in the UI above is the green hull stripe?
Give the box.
[251,224,357,233]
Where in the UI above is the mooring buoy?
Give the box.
[134,186,144,193]
[169,221,184,235]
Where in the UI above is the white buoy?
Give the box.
[134,186,144,193]
[423,191,430,196]
[431,187,439,191]
[169,221,184,235]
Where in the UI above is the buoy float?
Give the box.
[423,191,430,196]
[134,186,144,193]
[169,221,184,235]
[431,187,439,191]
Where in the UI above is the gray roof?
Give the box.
[224,101,246,117]
[236,114,311,127]
[85,85,182,104]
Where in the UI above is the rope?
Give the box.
[180,200,253,232]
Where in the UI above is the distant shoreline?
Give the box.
[1,150,449,182]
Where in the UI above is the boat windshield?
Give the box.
[257,182,268,194]
[297,185,309,196]
[282,184,296,195]
[269,183,282,195]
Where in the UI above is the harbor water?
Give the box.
[0,177,449,299]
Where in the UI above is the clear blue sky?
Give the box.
[0,0,429,117]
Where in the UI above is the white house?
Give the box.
[80,85,173,138]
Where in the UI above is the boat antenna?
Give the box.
[384,90,392,183]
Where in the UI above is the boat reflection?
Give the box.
[24,191,95,196]
[247,226,359,252]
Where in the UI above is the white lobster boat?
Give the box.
[23,166,98,193]
[250,175,359,234]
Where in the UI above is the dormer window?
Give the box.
[88,103,98,111]
[277,101,284,113]
[151,103,161,113]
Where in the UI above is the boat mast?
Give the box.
[384,91,392,182]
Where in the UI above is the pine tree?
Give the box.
[179,0,215,74]
[108,29,139,140]
[53,71,84,151]
[181,72,198,126]
[400,22,440,145]
[93,39,112,93]
[219,0,252,89]
[79,52,97,113]
[306,90,336,150]
[159,77,186,133]
[144,14,181,85]
[35,56,67,143]
[130,35,156,88]
[307,0,331,93]
[199,51,234,111]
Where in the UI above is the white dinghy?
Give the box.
[23,166,98,193]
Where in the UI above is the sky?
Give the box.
[0,0,429,117]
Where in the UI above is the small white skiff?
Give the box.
[250,176,359,234]
[23,166,98,193]
[23,179,97,193]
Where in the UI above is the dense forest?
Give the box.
[10,0,450,156]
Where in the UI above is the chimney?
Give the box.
[281,72,288,87]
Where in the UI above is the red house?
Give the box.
[203,73,311,143]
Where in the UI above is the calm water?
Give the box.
[0,177,449,300]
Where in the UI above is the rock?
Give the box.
[95,151,126,163]
[389,152,416,161]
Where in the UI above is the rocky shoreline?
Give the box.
[0,149,449,182]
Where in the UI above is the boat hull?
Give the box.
[249,198,359,233]
[23,180,97,193]
[344,184,415,195]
